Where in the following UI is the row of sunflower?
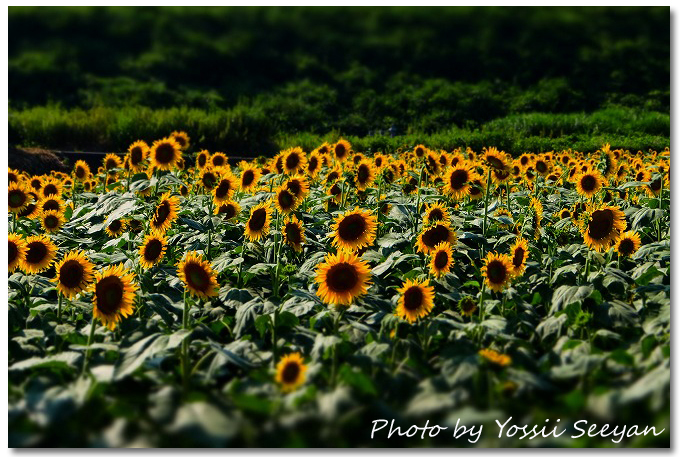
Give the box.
[8,133,669,393]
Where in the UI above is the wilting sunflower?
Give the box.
[150,192,180,233]
[315,250,371,306]
[139,232,168,269]
[195,150,210,169]
[416,222,457,254]
[170,131,190,150]
[215,200,241,221]
[331,207,377,251]
[40,210,65,234]
[150,137,182,171]
[354,159,376,191]
[286,175,310,200]
[213,173,238,204]
[8,182,31,214]
[509,237,529,277]
[177,251,219,299]
[73,160,91,182]
[423,201,450,226]
[479,348,511,367]
[481,252,514,293]
[20,235,57,274]
[127,140,149,172]
[429,242,453,278]
[444,165,472,199]
[582,204,627,252]
[239,163,261,193]
[614,230,641,257]
[9,233,27,272]
[275,185,299,214]
[458,296,478,317]
[283,147,307,174]
[282,215,305,252]
[103,153,123,171]
[245,201,272,242]
[396,278,435,324]
[105,218,126,237]
[275,353,308,393]
[210,152,229,169]
[575,170,604,198]
[53,250,95,298]
[91,264,138,330]
[332,139,351,162]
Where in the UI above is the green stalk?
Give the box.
[57,293,63,323]
[271,309,278,368]
[81,316,97,376]
[583,251,591,283]
[482,167,492,236]
[181,289,191,394]
[273,211,282,297]
[413,165,425,232]
[478,282,486,322]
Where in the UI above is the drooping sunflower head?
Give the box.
[73,160,91,182]
[275,353,308,393]
[9,233,27,272]
[481,252,514,293]
[170,131,190,150]
[103,153,123,171]
[177,251,219,299]
[40,210,66,234]
[423,201,450,226]
[583,204,627,252]
[396,278,435,324]
[20,234,57,274]
[332,139,351,162]
[331,207,377,252]
[245,201,272,242]
[315,250,371,307]
[239,163,261,192]
[151,192,180,233]
[91,264,138,330]
[127,140,149,171]
[215,200,241,221]
[509,237,529,277]
[575,170,604,198]
[429,241,454,278]
[275,185,299,214]
[283,147,307,174]
[354,160,376,191]
[282,215,305,253]
[53,250,95,299]
[139,232,168,269]
[150,137,182,171]
[614,230,641,258]
[213,173,238,204]
[416,222,457,254]
[105,217,126,237]
[444,165,472,199]
[8,181,32,214]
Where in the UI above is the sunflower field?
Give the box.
[8,135,670,447]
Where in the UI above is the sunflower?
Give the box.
[582,205,627,252]
[170,131,190,150]
[177,251,219,299]
[91,264,138,330]
[307,152,322,177]
[332,139,351,162]
[286,175,310,200]
[127,140,149,172]
[127,218,144,234]
[245,201,272,242]
[327,182,343,206]
[423,201,449,226]
[213,173,238,204]
[283,147,307,174]
[199,166,220,191]
[331,207,377,251]
[239,163,261,193]
[8,168,22,184]
[73,160,91,182]
[38,196,64,214]
[8,181,31,214]
[20,235,57,274]
[282,215,305,252]
[396,278,435,324]
[210,152,229,169]
[275,353,308,393]
[509,237,529,276]
[9,233,27,272]
[575,170,604,198]
[444,165,473,199]
[53,250,95,299]
[557,208,571,220]
[325,166,342,185]
[614,231,641,257]
[275,185,299,214]
[458,296,478,317]
[315,250,371,306]
[150,192,180,233]
[534,156,551,177]
[483,147,509,171]
[139,232,168,269]
[481,252,514,293]
[479,348,511,367]
[196,150,210,169]
[150,137,182,171]
[413,144,428,158]
[40,210,65,234]
[354,159,376,191]
[40,176,64,199]
[416,222,457,255]
[28,176,42,192]
[429,242,453,278]
[215,200,241,221]
[18,198,39,219]
[104,218,126,237]
[103,153,123,171]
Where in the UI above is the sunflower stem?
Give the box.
[273,211,282,298]
[57,293,63,323]
[478,282,486,322]
[583,251,591,283]
[82,316,97,376]
[482,167,492,236]
[271,309,278,368]
[206,199,213,260]
[181,289,191,394]
[413,165,425,232]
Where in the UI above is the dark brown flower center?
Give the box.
[26,241,48,264]
[337,214,367,241]
[9,189,27,208]
[285,223,302,244]
[108,219,122,233]
[512,247,525,268]
[154,201,171,227]
[428,208,444,222]
[308,157,319,173]
[249,208,267,231]
[287,180,302,197]
[155,143,176,165]
[357,165,370,184]
[326,263,358,292]
[278,190,295,210]
[449,169,469,190]
[285,153,300,170]
[43,184,58,197]
[588,209,615,241]
[212,155,225,167]
[618,238,635,255]
[95,276,124,315]
[580,174,597,192]
[242,170,255,187]
[42,199,60,212]
[130,147,143,165]
[184,263,211,292]
[536,161,547,173]
[198,154,208,168]
[215,179,232,199]
[44,215,59,229]
[335,144,347,159]
[60,260,84,288]
[403,286,424,311]
[487,260,507,284]
[487,156,505,170]
[105,158,119,170]
[9,241,18,264]
[434,250,449,269]
[75,166,86,179]
[421,224,450,249]
[144,239,163,261]
[281,361,300,383]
